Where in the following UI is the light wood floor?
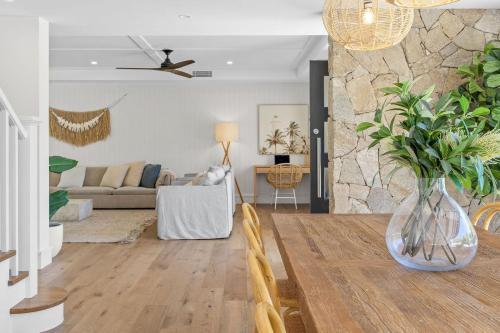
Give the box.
[42,204,309,333]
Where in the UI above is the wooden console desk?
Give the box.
[253,164,310,205]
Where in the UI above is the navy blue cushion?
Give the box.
[140,164,161,188]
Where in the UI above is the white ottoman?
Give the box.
[52,199,93,222]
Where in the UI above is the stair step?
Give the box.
[10,287,68,314]
[0,250,16,263]
[8,271,28,286]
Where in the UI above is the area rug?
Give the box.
[62,210,156,243]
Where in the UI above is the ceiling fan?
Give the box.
[116,49,195,78]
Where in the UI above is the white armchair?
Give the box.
[156,171,235,240]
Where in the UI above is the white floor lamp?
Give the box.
[215,122,244,203]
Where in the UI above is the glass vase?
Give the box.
[386,178,478,271]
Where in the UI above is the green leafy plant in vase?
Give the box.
[49,155,78,220]
[455,40,500,197]
[357,81,500,271]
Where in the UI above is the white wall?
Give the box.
[49,81,310,203]
[0,16,51,269]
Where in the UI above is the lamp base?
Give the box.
[221,142,244,203]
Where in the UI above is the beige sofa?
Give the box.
[50,166,175,209]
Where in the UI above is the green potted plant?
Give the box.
[49,155,78,257]
[357,81,500,271]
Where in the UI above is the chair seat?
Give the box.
[284,311,306,333]
[277,278,297,300]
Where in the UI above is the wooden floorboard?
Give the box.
[42,204,309,333]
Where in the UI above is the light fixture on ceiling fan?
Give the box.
[116,49,195,78]
[386,0,459,8]
[322,0,414,51]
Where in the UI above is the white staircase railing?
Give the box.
[0,87,39,297]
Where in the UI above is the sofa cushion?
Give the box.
[100,165,129,188]
[123,161,145,187]
[83,166,108,186]
[57,166,86,188]
[49,172,61,187]
[49,186,60,193]
[113,186,156,195]
[155,169,176,187]
[67,186,115,195]
[140,164,161,188]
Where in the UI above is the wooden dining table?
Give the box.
[272,214,500,333]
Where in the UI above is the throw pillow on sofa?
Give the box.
[100,164,130,188]
[123,161,145,187]
[140,164,161,188]
[57,165,86,188]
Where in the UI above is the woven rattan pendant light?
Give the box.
[386,0,458,8]
[323,0,414,51]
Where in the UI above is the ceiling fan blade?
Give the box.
[165,60,195,70]
[116,67,158,70]
[167,69,193,78]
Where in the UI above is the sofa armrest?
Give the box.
[156,169,176,187]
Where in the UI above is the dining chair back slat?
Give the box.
[243,218,265,254]
[242,203,263,238]
[266,164,303,189]
[472,202,500,231]
[255,302,286,333]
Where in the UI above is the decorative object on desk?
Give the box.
[267,164,304,210]
[357,81,500,271]
[322,0,414,51]
[215,122,244,203]
[49,94,127,146]
[274,155,290,165]
[386,0,458,8]
[258,105,309,155]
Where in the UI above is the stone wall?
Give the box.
[328,9,499,214]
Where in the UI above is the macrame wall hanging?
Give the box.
[49,94,127,147]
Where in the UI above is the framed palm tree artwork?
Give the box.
[258,104,309,155]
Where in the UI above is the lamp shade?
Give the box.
[215,122,239,142]
[323,0,414,51]
[386,0,458,8]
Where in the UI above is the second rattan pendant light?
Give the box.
[323,0,414,51]
[386,0,458,8]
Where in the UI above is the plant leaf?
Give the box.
[483,60,500,73]
[374,107,383,123]
[486,74,500,88]
[425,147,440,159]
[356,122,374,132]
[49,156,78,173]
[459,95,470,113]
[471,107,490,117]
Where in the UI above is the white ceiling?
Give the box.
[3,0,497,82]
[49,35,329,82]
[1,0,499,36]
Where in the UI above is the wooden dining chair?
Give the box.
[247,249,305,332]
[255,302,286,333]
[472,202,500,232]
[266,164,303,210]
[243,218,265,254]
[242,203,262,239]
[242,217,297,304]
